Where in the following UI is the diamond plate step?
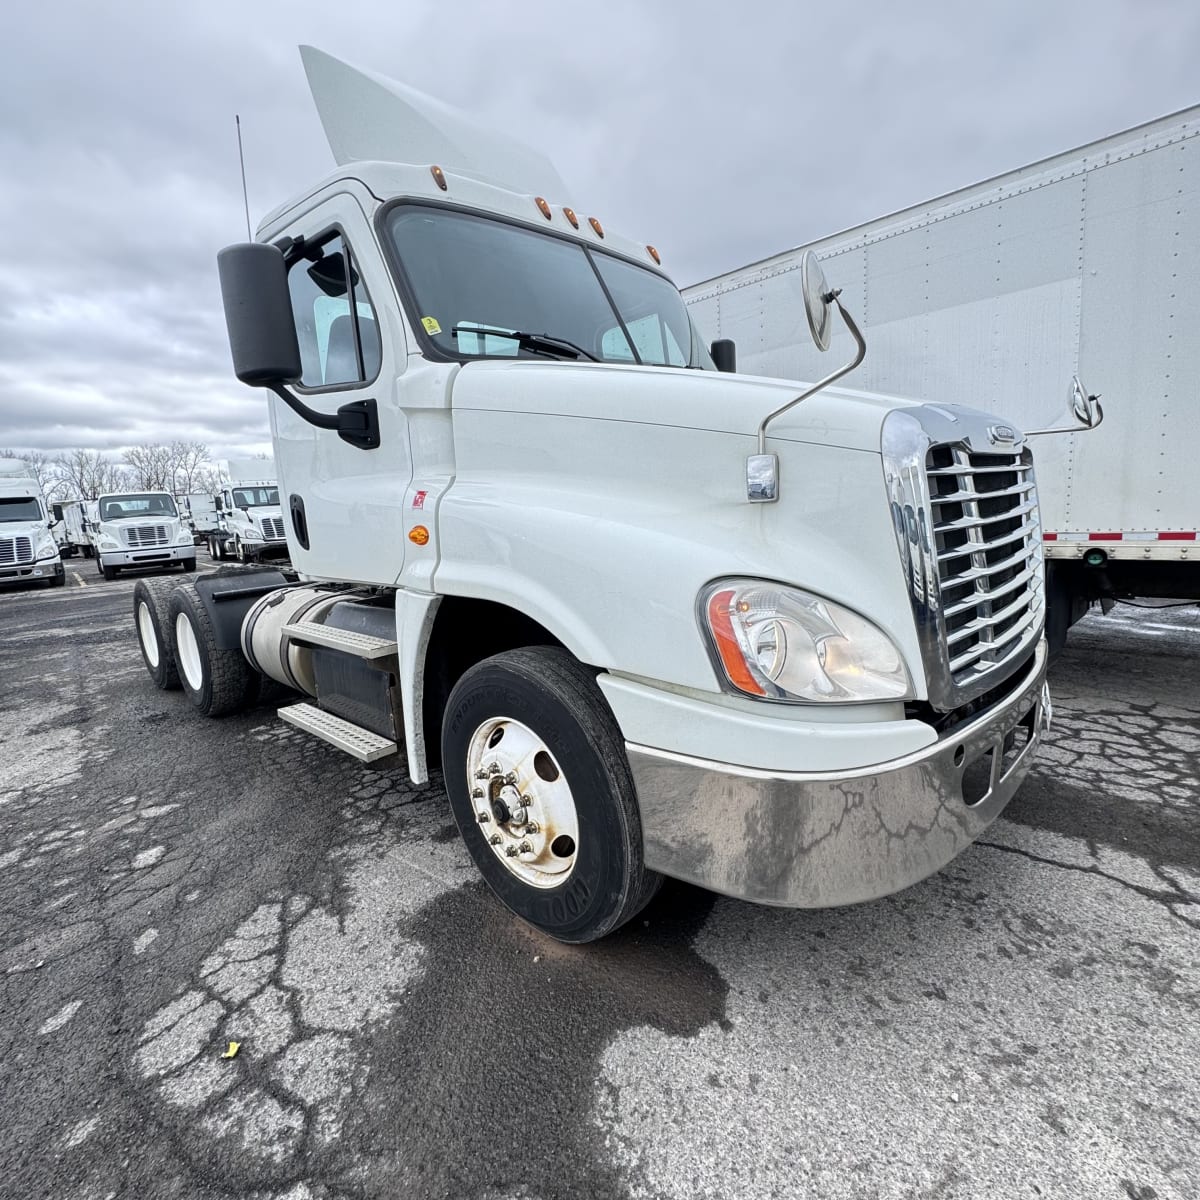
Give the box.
[277,702,398,763]
[282,620,398,659]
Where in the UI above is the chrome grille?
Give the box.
[882,405,1045,712]
[0,535,33,565]
[261,517,286,540]
[927,446,1043,684]
[124,524,169,548]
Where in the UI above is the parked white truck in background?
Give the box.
[684,106,1200,652]
[92,491,196,580]
[209,460,289,562]
[131,47,1052,942]
[0,459,64,588]
[60,499,98,558]
[178,492,221,544]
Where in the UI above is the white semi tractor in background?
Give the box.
[92,491,196,580]
[131,47,1052,942]
[684,106,1200,652]
[0,459,64,588]
[209,459,289,562]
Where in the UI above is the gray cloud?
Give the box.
[3,0,1198,464]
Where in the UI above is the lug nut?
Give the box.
[505,845,519,858]
[489,835,502,846]
[488,762,501,775]
[477,811,490,824]
[472,787,484,799]
[518,841,533,855]
[474,770,489,781]
[525,822,539,834]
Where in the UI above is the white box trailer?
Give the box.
[60,499,97,557]
[683,106,1200,649]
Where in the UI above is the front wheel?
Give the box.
[97,555,117,581]
[181,557,196,573]
[168,583,259,716]
[441,647,661,943]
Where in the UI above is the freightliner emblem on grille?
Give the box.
[989,424,1017,444]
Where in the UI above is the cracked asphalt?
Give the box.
[2,562,1198,1200]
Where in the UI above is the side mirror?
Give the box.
[1026,374,1104,436]
[746,251,867,502]
[217,243,302,385]
[710,339,737,373]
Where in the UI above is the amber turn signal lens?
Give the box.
[562,206,579,228]
[408,525,430,546]
[646,245,661,265]
[535,196,553,220]
[706,589,766,696]
[430,165,447,191]
[588,217,604,238]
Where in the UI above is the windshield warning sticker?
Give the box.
[421,316,442,335]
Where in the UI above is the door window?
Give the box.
[286,233,382,389]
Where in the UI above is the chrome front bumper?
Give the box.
[628,640,1050,908]
[99,545,193,567]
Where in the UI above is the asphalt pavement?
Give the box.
[1,561,1197,1200]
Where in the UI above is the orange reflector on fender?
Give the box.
[409,525,430,546]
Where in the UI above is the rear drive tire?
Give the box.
[134,577,182,690]
[441,646,661,944]
[168,583,259,717]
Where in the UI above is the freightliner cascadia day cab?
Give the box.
[130,48,1052,942]
[209,459,289,563]
[684,106,1200,652]
[0,459,64,588]
[92,491,196,580]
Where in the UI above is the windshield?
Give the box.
[0,496,42,522]
[384,205,713,369]
[231,487,279,508]
[98,494,177,521]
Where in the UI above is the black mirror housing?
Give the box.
[711,339,737,373]
[217,243,303,386]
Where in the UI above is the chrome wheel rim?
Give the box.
[174,612,203,691]
[137,601,160,669]
[465,717,579,888]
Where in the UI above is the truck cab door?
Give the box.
[272,194,413,586]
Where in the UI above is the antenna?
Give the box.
[235,114,252,241]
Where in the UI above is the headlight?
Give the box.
[243,527,264,541]
[35,533,59,560]
[100,537,119,549]
[700,579,913,703]
[175,530,193,544]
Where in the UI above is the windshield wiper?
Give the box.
[450,326,598,362]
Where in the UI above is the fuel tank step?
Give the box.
[281,620,398,659]
[277,702,398,762]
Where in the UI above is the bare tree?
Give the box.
[54,449,128,499]
[123,443,174,491]
[168,440,212,494]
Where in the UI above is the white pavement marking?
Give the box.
[133,928,159,956]
[71,571,86,587]
[39,998,84,1035]
[132,845,166,870]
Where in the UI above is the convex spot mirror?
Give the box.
[1071,375,1102,428]
[801,250,834,352]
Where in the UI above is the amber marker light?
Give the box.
[408,525,430,546]
[535,196,553,220]
[646,245,661,265]
[706,589,766,696]
[430,165,447,191]
[588,217,604,238]
[562,206,579,228]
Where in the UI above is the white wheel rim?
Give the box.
[174,611,204,691]
[137,601,160,669]
[465,717,579,888]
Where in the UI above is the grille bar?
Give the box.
[938,520,1036,563]
[930,479,1036,506]
[942,560,1041,619]
[934,497,1038,535]
[949,606,1043,674]
[927,460,1030,477]
[0,536,34,565]
[945,586,1041,646]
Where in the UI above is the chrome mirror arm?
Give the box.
[745,294,867,503]
[1025,399,1104,437]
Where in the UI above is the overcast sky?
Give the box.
[2,0,1198,464]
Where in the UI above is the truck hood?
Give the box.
[449,360,925,453]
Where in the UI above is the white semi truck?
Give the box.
[209,460,289,562]
[131,48,1051,942]
[60,498,98,558]
[0,459,64,588]
[178,492,221,543]
[684,106,1200,651]
[92,491,196,580]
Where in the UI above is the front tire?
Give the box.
[134,578,182,690]
[441,647,661,943]
[167,583,259,716]
[181,557,196,573]
[97,555,117,581]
